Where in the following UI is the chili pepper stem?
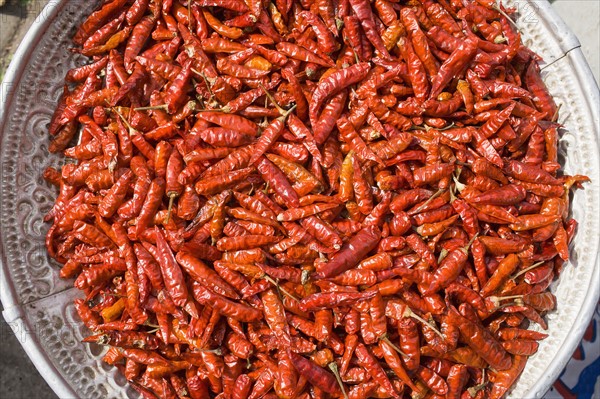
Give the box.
[437,248,449,263]
[328,362,348,399]
[191,68,216,85]
[452,173,466,194]
[411,188,446,214]
[263,275,300,302]
[258,83,287,116]
[467,369,488,397]
[492,3,521,33]
[108,157,117,174]
[195,107,231,113]
[193,70,216,100]
[165,193,177,224]
[197,348,223,355]
[294,71,307,79]
[111,107,135,132]
[488,295,524,309]
[301,269,310,285]
[403,308,444,339]
[552,103,562,123]
[461,233,479,254]
[490,294,523,301]
[438,122,456,131]
[134,104,169,111]
[510,261,545,280]
[494,34,507,44]
[187,1,192,31]
[352,48,360,64]
[380,334,407,357]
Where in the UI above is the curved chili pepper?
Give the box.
[349,0,391,59]
[448,306,512,370]
[489,355,527,399]
[152,228,189,308]
[309,63,370,128]
[314,225,381,278]
[192,282,262,322]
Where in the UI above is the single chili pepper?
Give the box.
[314,225,381,278]
[287,351,340,394]
[309,63,370,128]
[275,42,333,67]
[402,9,438,77]
[298,10,338,53]
[425,239,473,295]
[397,36,429,103]
[299,215,343,249]
[505,159,562,185]
[122,348,170,367]
[174,252,238,300]
[470,183,526,206]
[448,307,512,370]
[277,202,339,222]
[123,16,155,72]
[415,365,448,396]
[488,355,527,399]
[299,290,376,312]
[478,235,529,255]
[248,107,294,163]
[260,289,292,350]
[271,141,311,165]
[197,113,258,137]
[151,228,189,309]
[525,62,557,120]
[192,282,262,323]
[481,253,520,297]
[253,159,303,200]
[351,156,373,215]
[195,167,255,195]
[216,235,281,251]
[428,35,479,99]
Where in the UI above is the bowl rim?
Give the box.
[0,1,598,399]
[0,0,81,397]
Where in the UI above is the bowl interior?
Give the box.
[0,1,598,398]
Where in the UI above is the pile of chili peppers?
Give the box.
[43,0,590,397]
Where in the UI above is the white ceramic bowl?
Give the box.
[0,1,598,398]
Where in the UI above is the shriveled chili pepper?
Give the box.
[314,225,381,278]
[153,228,189,309]
[309,63,370,128]
[354,342,400,398]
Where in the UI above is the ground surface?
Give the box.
[0,0,598,398]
